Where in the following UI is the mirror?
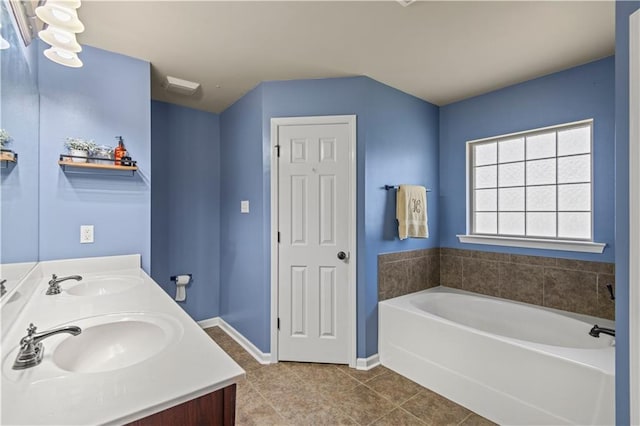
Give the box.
[0,1,40,295]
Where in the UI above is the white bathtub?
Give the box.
[379,287,615,425]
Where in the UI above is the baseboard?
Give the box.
[197,316,271,364]
[356,353,380,370]
[197,317,221,329]
[217,319,272,364]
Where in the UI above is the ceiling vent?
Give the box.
[162,76,201,96]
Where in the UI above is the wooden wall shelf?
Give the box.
[1,150,17,168]
[58,160,138,172]
[58,154,138,175]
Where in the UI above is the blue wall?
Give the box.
[361,78,440,354]
[439,57,615,262]
[151,100,221,321]
[38,45,151,271]
[219,77,439,357]
[615,1,639,424]
[1,2,39,264]
[151,102,170,294]
[219,85,267,349]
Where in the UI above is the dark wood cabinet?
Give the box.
[126,384,236,426]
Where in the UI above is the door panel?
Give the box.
[291,266,308,336]
[290,175,308,245]
[319,175,336,245]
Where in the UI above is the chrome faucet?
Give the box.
[589,324,615,338]
[1,279,6,297]
[13,323,81,369]
[46,274,82,295]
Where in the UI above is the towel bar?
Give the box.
[384,185,431,191]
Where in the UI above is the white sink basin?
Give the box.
[66,276,143,296]
[52,313,182,373]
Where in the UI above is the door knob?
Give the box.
[337,251,347,260]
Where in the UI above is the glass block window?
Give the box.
[469,120,593,241]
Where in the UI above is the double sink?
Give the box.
[1,255,245,425]
[5,275,183,378]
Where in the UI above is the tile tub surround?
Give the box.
[378,248,440,301]
[439,248,615,320]
[378,248,615,320]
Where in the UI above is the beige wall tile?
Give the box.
[427,255,440,288]
[510,254,557,267]
[407,256,430,293]
[471,251,510,262]
[441,247,473,257]
[440,255,463,289]
[462,258,499,296]
[543,268,598,316]
[378,260,409,301]
[555,259,615,274]
[596,274,615,320]
[499,262,544,305]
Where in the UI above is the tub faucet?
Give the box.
[46,274,82,295]
[589,324,615,338]
[13,323,81,369]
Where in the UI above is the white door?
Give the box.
[275,117,355,364]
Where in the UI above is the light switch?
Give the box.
[241,200,250,213]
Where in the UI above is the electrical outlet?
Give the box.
[241,200,249,213]
[80,225,94,244]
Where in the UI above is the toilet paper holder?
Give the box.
[170,274,192,282]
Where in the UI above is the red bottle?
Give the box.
[114,136,127,165]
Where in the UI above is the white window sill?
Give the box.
[456,235,606,254]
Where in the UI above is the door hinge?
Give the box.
[277,232,280,243]
[277,318,280,330]
[275,145,280,157]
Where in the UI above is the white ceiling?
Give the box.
[77,1,615,114]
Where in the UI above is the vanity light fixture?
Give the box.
[38,26,81,52]
[35,0,86,68]
[43,45,82,67]
[35,0,84,33]
[0,23,10,50]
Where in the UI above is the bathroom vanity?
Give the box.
[1,255,244,425]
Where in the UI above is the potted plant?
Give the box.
[64,137,95,163]
[90,145,114,164]
[0,129,15,161]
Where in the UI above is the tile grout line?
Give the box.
[397,406,429,425]
[361,374,423,407]
[273,364,366,425]
[458,412,474,425]
[210,334,365,424]
[242,380,291,425]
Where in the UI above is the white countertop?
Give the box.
[0,255,245,425]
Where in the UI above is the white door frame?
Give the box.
[270,115,357,367]
[629,9,639,425]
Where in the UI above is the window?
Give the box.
[458,119,605,253]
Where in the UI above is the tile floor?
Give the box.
[204,327,495,426]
